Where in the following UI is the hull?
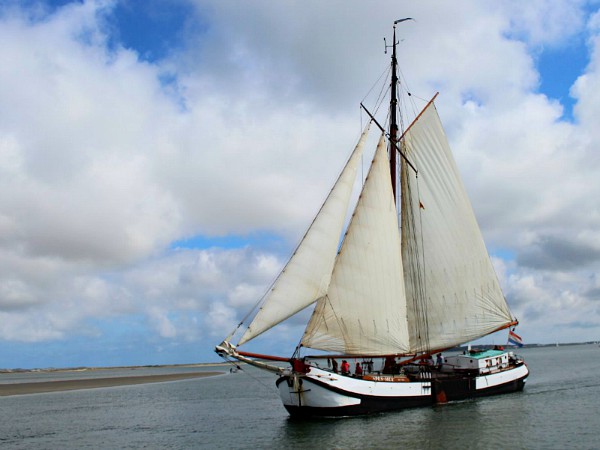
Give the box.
[276,364,528,418]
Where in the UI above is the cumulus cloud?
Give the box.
[1,0,600,366]
[499,0,587,47]
[0,2,184,266]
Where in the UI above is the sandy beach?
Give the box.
[0,371,224,396]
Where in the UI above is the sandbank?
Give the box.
[0,371,224,396]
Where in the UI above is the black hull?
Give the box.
[279,367,528,418]
[283,395,433,418]
[432,372,527,402]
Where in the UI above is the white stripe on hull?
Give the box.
[475,363,529,390]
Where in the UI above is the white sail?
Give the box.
[238,126,370,345]
[401,102,513,353]
[302,134,411,355]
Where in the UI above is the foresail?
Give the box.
[401,102,513,353]
[302,134,411,355]
[238,125,370,346]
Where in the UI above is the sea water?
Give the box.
[1,344,598,449]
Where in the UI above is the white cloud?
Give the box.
[148,306,177,338]
[1,0,600,366]
[0,3,184,266]
[497,0,587,47]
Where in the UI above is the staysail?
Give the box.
[302,134,411,355]
[238,125,370,345]
[401,101,514,353]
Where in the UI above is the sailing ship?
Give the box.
[216,20,528,418]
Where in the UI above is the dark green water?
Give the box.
[1,345,598,449]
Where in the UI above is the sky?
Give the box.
[1,0,600,369]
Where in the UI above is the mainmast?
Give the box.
[389,24,399,200]
[388,18,412,201]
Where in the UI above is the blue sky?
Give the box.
[1,0,600,369]
[110,0,197,61]
[537,41,587,119]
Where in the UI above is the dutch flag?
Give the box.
[508,329,523,347]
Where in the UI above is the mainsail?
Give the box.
[238,126,370,345]
[302,134,410,355]
[401,101,514,353]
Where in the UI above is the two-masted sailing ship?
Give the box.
[216,20,528,418]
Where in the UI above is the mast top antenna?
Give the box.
[386,18,413,53]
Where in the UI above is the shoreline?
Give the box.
[0,362,230,374]
[0,371,224,396]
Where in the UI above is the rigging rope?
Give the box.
[219,354,276,393]
[400,144,431,357]
[362,64,391,108]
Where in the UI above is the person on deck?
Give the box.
[436,353,443,368]
[331,359,338,373]
[383,356,395,374]
[355,362,363,376]
[341,360,350,375]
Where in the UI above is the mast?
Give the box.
[389,18,413,201]
[389,24,399,200]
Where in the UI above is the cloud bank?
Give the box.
[1,0,600,367]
